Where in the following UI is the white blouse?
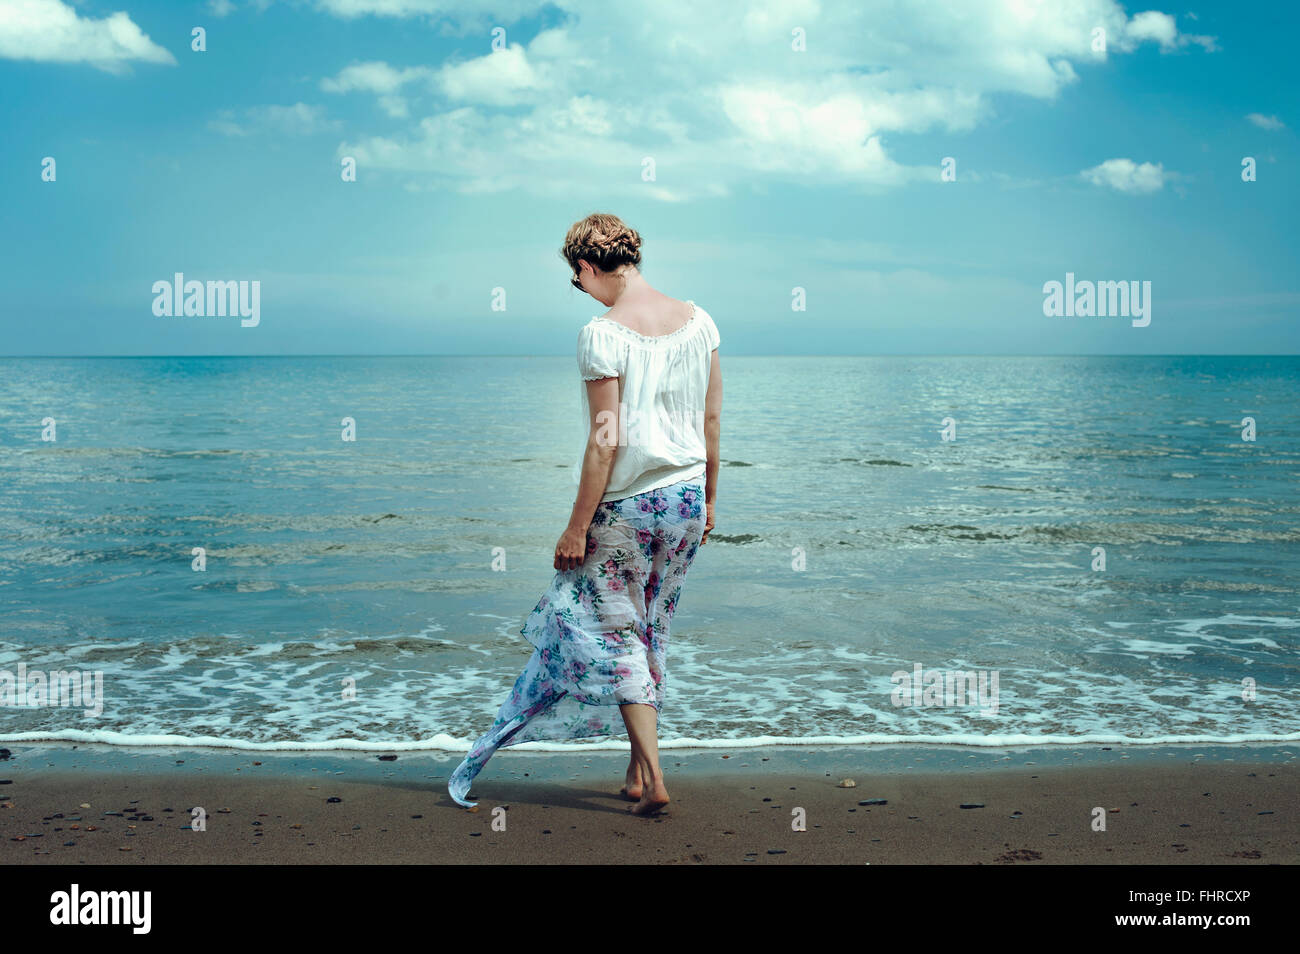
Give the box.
[573,300,720,502]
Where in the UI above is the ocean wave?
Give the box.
[2,728,1298,752]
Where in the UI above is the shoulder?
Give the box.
[691,302,720,348]
[577,319,622,346]
[577,320,625,379]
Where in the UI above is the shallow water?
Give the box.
[1,355,1297,750]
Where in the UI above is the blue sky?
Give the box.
[1,0,1295,355]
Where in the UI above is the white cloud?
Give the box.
[1121,11,1217,52]
[1080,158,1167,194]
[209,102,342,137]
[341,95,688,195]
[257,103,342,134]
[315,0,1217,198]
[207,0,237,16]
[322,61,431,94]
[0,0,176,73]
[527,26,580,60]
[208,110,250,137]
[322,61,437,117]
[312,0,540,22]
[373,96,407,118]
[438,44,542,105]
[718,84,945,185]
[1124,11,1179,50]
[1246,113,1285,131]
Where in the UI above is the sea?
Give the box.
[1,355,1297,752]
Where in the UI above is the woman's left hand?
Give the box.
[554,525,589,571]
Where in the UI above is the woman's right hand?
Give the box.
[701,500,714,545]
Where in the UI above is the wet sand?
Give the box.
[1,743,1294,864]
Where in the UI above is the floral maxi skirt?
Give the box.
[448,478,706,807]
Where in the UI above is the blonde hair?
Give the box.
[560,212,642,279]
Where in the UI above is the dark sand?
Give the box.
[1,743,1294,864]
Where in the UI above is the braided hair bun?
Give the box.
[561,213,642,278]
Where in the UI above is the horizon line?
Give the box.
[3,353,1300,359]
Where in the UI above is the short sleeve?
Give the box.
[577,324,622,380]
[699,306,720,350]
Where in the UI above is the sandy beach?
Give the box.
[1,742,1294,865]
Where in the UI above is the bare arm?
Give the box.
[555,375,619,570]
[701,347,721,543]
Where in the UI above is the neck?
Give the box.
[609,267,646,305]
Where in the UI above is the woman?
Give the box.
[448,213,722,815]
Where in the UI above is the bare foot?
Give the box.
[628,778,670,815]
[620,762,643,801]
